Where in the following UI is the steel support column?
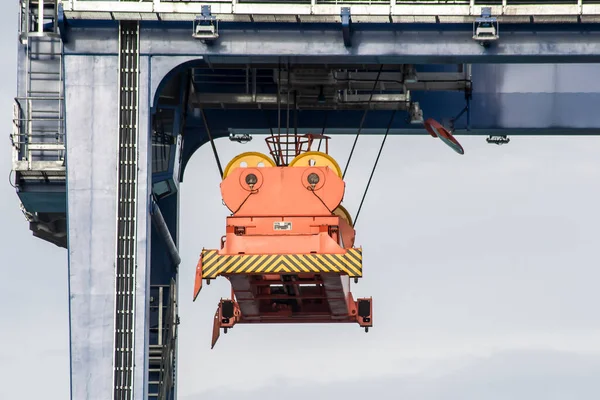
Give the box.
[65,24,151,400]
[65,53,120,400]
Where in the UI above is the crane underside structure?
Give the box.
[11,0,600,399]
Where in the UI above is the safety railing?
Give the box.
[11,99,66,173]
[14,0,65,180]
[62,0,600,20]
[20,0,60,43]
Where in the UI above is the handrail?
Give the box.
[62,0,600,19]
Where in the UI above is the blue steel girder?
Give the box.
[57,3,70,43]
[144,24,600,64]
[60,20,600,63]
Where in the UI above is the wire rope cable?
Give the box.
[342,64,385,180]
[353,109,397,228]
[200,108,224,177]
[317,112,328,152]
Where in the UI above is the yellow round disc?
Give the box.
[288,151,342,177]
[333,204,353,227]
[222,151,276,179]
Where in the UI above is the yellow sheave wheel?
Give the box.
[333,204,353,227]
[222,151,276,179]
[288,151,342,178]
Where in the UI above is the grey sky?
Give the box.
[0,3,69,399]
[1,2,600,398]
[176,135,600,398]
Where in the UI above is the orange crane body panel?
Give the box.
[194,157,372,348]
[220,166,345,217]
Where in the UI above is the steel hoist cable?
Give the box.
[353,109,397,228]
[317,112,328,152]
[200,108,224,177]
[342,64,385,180]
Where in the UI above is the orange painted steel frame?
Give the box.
[194,156,372,348]
[424,118,465,155]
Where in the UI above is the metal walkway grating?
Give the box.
[113,20,140,400]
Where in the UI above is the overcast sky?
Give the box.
[2,4,600,399]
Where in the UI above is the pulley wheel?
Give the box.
[222,152,276,179]
[333,204,353,227]
[288,151,342,178]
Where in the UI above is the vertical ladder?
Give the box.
[148,281,178,400]
[113,20,140,400]
[13,0,65,180]
[160,280,178,400]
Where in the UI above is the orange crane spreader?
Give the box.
[193,133,372,348]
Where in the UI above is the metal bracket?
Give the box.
[229,133,253,144]
[446,106,468,132]
[341,7,352,47]
[193,5,219,43]
[408,102,424,125]
[473,7,499,48]
[486,135,510,145]
[57,3,69,43]
[446,88,472,132]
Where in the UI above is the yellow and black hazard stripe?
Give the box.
[201,248,363,278]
